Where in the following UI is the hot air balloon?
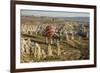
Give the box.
[45,25,56,44]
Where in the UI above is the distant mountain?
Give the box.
[21,16,89,25]
[58,17,89,23]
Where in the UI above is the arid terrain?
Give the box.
[20,16,89,63]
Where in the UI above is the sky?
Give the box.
[21,10,90,17]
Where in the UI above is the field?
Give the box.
[20,16,89,63]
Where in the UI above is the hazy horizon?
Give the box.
[21,10,90,18]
